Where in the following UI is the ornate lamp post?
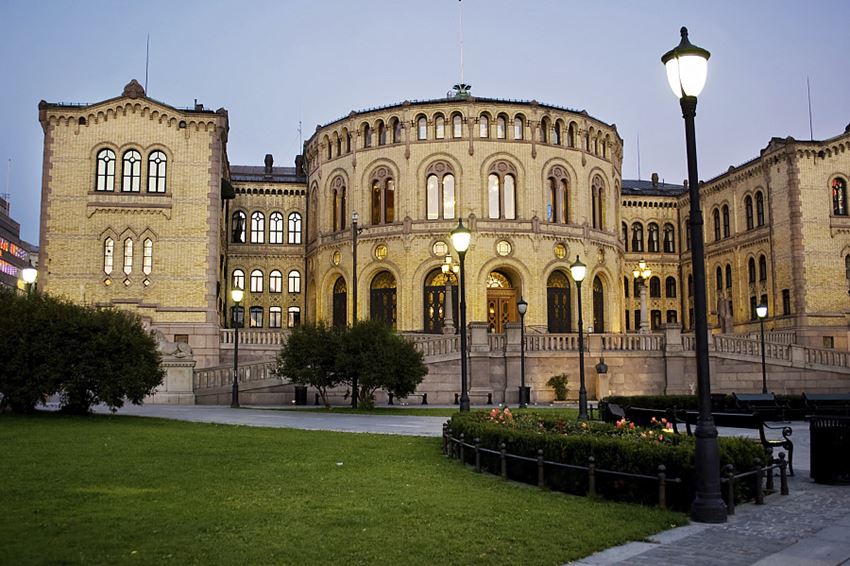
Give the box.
[517,296,528,408]
[351,210,362,408]
[441,255,459,334]
[632,259,652,334]
[230,288,244,409]
[450,219,472,412]
[663,27,726,523]
[570,256,588,420]
[21,267,37,297]
[756,304,768,393]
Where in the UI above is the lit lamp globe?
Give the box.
[756,304,768,319]
[662,27,710,99]
[569,256,587,283]
[231,288,244,303]
[450,220,471,254]
[21,267,37,284]
[517,297,528,316]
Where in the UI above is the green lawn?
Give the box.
[0,414,685,565]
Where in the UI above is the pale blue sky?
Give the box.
[1,0,848,243]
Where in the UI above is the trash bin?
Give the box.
[810,415,850,484]
[294,386,308,406]
[518,386,531,406]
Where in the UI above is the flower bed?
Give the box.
[448,408,766,511]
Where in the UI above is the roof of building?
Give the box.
[621,178,686,197]
[230,165,305,184]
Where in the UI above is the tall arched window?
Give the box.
[758,254,767,281]
[756,191,765,225]
[715,266,723,290]
[143,238,153,275]
[546,270,572,332]
[833,177,848,216]
[592,276,605,332]
[95,149,116,191]
[496,115,507,139]
[250,269,264,293]
[231,211,246,243]
[269,270,282,293]
[649,276,661,298]
[370,167,395,225]
[631,222,644,252]
[249,307,263,328]
[725,264,732,289]
[745,195,754,230]
[363,123,372,148]
[685,218,691,250]
[722,204,730,238]
[103,238,114,274]
[335,134,341,156]
[665,276,677,298]
[591,175,604,229]
[513,116,524,140]
[567,123,576,148]
[288,212,302,244]
[122,150,142,192]
[269,212,284,244]
[288,270,301,293]
[540,117,549,143]
[344,130,351,153]
[123,238,133,275]
[663,224,675,253]
[648,223,660,252]
[553,121,562,145]
[417,116,427,140]
[250,211,265,243]
[425,162,455,220]
[452,113,463,138]
[622,222,629,251]
[331,176,346,232]
[392,118,401,143]
[713,208,721,241]
[479,114,489,138]
[435,115,445,139]
[147,151,167,193]
[487,161,517,219]
[748,258,756,283]
[546,166,569,224]
[232,268,245,290]
[377,120,387,146]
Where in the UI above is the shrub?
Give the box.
[546,374,569,401]
[276,322,342,408]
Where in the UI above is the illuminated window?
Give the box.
[142,239,153,275]
[121,150,141,192]
[417,116,427,140]
[833,178,847,216]
[250,212,265,243]
[250,269,263,293]
[488,162,517,220]
[269,270,282,293]
[103,238,114,274]
[269,306,282,329]
[232,269,245,290]
[249,306,263,328]
[147,151,167,193]
[288,212,302,244]
[288,270,301,293]
[123,238,133,275]
[426,162,455,220]
[288,306,302,328]
[96,149,115,191]
[546,167,569,224]
[231,211,246,243]
[370,169,395,225]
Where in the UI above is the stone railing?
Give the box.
[526,333,579,352]
[410,334,460,357]
[714,335,791,361]
[743,329,797,345]
[600,333,665,351]
[804,346,850,370]
[220,329,289,346]
[194,359,279,390]
[682,333,696,351]
[489,333,506,351]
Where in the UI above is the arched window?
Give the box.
[232,268,245,290]
[713,208,721,241]
[592,276,605,332]
[103,238,114,274]
[288,212,302,244]
[250,269,264,293]
[624,276,629,298]
[426,162,455,220]
[487,161,517,219]
[631,222,644,252]
[546,270,572,332]
[591,175,604,229]
[250,211,265,243]
[748,258,756,283]
[663,224,676,253]
[377,120,387,146]
[496,115,507,139]
[288,306,302,328]
[123,238,133,275]
[269,270,282,293]
[622,222,629,251]
[122,150,142,192]
[648,223,660,252]
[546,166,569,224]
[249,306,263,328]
[665,276,677,298]
[715,266,723,290]
[435,115,445,139]
[756,191,765,225]
[479,114,489,138]
[232,211,246,243]
[602,136,609,159]
[417,116,427,140]
[269,306,282,328]
[288,270,301,293]
[143,238,153,275]
[370,271,397,328]
[722,205,730,238]
[567,123,576,148]
[758,254,767,281]
[392,118,401,143]
[326,137,332,160]
[833,177,848,216]
[331,176,346,232]
[370,168,395,225]
[593,135,599,155]
[725,264,732,289]
[363,123,372,148]
[147,151,167,193]
[553,121,562,145]
[335,134,341,156]
[95,149,115,191]
[452,113,463,138]
[649,276,661,298]
[745,195,754,230]
[269,212,284,244]
[344,130,351,153]
[513,116,524,140]
[540,117,549,143]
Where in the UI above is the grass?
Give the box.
[0,413,685,565]
[263,406,581,419]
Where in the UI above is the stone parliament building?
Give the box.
[36,80,850,404]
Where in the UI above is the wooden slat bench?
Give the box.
[732,392,787,421]
[803,393,850,416]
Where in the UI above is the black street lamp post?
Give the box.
[756,304,768,393]
[450,219,472,412]
[351,211,362,408]
[663,26,726,523]
[570,256,588,420]
[231,288,244,409]
[517,296,528,408]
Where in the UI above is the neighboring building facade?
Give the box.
[0,195,36,291]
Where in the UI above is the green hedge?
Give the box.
[448,411,766,511]
[601,394,806,419]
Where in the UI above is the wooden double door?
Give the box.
[487,289,518,334]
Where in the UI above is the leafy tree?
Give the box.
[336,320,428,408]
[276,322,342,408]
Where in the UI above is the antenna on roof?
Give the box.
[144,33,150,93]
[637,132,641,181]
[2,158,10,212]
[806,76,814,141]
[459,0,464,86]
[298,120,302,149]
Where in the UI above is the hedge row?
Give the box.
[602,394,807,419]
[448,411,767,511]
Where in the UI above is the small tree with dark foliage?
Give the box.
[276,322,342,408]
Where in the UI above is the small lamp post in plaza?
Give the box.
[517,296,528,408]
[351,210,363,408]
[230,288,244,409]
[756,304,768,393]
[21,267,37,297]
[663,26,726,523]
[450,219,472,412]
[569,255,589,420]
[632,259,652,334]
[441,255,459,334]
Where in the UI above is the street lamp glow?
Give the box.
[516,297,528,316]
[569,255,587,283]
[662,27,710,99]
[22,267,37,284]
[231,288,244,303]
[756,304,768,319]
[450,219,471,253]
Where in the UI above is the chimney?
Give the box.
[295,155,304,177]
[651,172,659,188]
[264,154,274,175]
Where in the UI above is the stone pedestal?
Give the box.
[147,357,196,404]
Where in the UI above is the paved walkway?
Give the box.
[96,404,849,566]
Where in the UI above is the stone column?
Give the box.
[639,281,650,334]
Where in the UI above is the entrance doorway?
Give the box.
[332,276,347,327]
[370,271,397,328]
[486,270,517,333]
[423,268,458,334]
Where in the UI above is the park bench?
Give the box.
[732,392,787,421]
[388,392,428,405]
[623,406,684,434]
[684,411,794,476]
[802,393,850,416]
[455,392,493,405]
[600,402,625,423]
